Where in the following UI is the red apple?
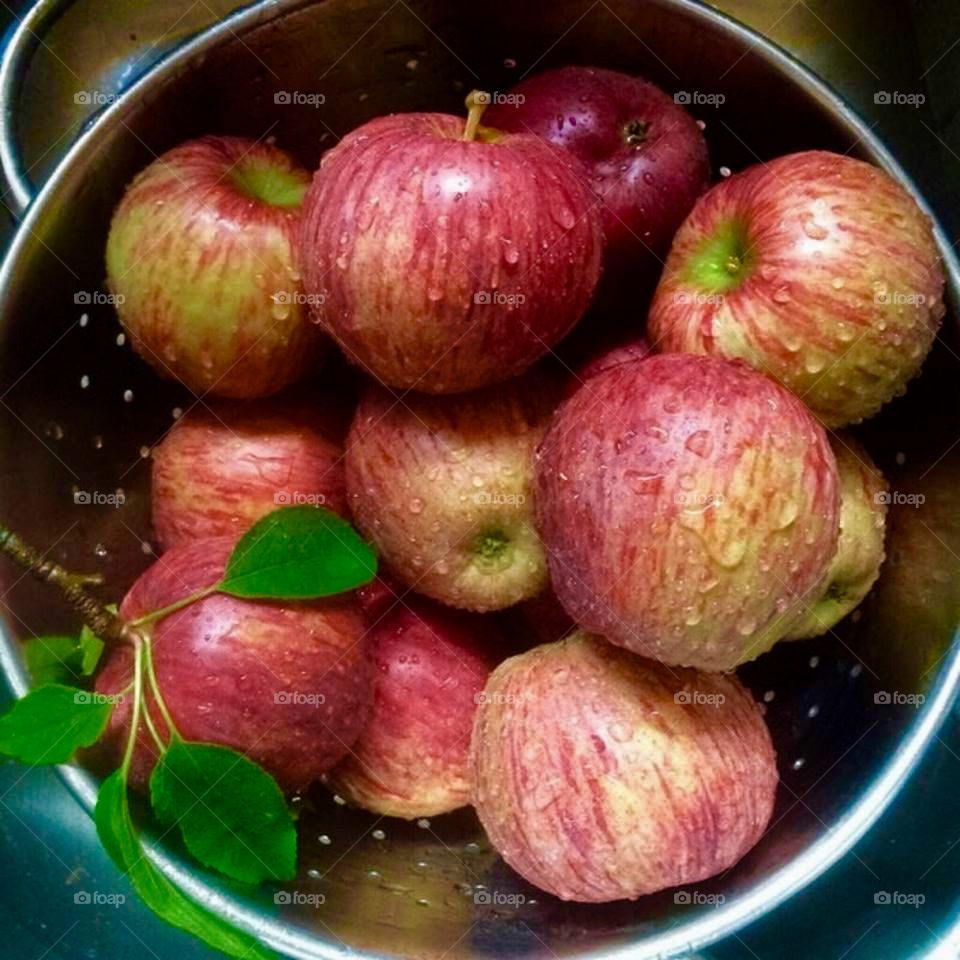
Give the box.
[648,150,945,426]
[786,434,887,639]
[535,354,840,671]
[95,536,372,792]
[470,632,777,902]
[345,371,560,612]
[561,332,651,397]
[509,589,575,647]
[485,66,709,277]
[106,135,323,398]
[151,398,347,550]
[298,95,603,393]
[326,596,501,818]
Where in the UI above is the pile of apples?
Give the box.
[96,65,944,903]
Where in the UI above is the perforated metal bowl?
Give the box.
[1,1,960,957]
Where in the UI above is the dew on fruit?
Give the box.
[332,793,346,806]
[792,757,805,771]
[79,374,90,389]
[684,429,712,459]
[79,313,89,327]
[772,286,791,304]
[408,497,424,514]
[92,435,103,450]
[93,543,108,559]
[372,829,387,841]
[719,165,731,178]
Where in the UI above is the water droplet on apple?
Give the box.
[684,429,712,458]
[772,286,791,304]
[737,616,757,636]
[625,470,664,496]
[800,214,828,240]
[427,285,444,302]
[697,119,706,130]
[719,165,731,178]
[408,497,424,514]
[503,244,520,265]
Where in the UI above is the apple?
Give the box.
[509,588,576,647]
[470,632,777,902]
[535,353,840,671]
[326,595,501,818]
[561,332,651,397]
[485,66,709,280]
[345,371,560,612]
[151,397,348,550]
[106,135,323,399]
[648,150,945,426]
[94,536,372,792]
[298,93,603,393]
[785,434,887,639]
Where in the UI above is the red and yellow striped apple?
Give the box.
[151,398,347,550]
[327,595,501,818]
[535,353,840,671]
[95,536,372,792]
[107,135,323,398]
[470,632,777,902]
[786,434,887,639]
[345,372,560,612]
[648,151,945,426]
[298,96,603,393]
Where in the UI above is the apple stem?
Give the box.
[623,119,649,146]
[463,91,491,142]
[0,522,135,646]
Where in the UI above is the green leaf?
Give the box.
[24,636,84,685]
[79,623,106,675]
[0,683,114,763]
[220,506,377,600]
[97,771,277,960]
[150,741,296,884]
[24,621,107,687]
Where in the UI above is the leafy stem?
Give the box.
[0,522,133,645]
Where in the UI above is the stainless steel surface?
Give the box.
[1,1,960,958]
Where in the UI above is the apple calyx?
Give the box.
[471,529,512,570]
[683,218,753,294]
[622,119,650,147]
[228,161,307,209]
[463,90,492,142]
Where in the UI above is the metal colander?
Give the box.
[1,1,959,957]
